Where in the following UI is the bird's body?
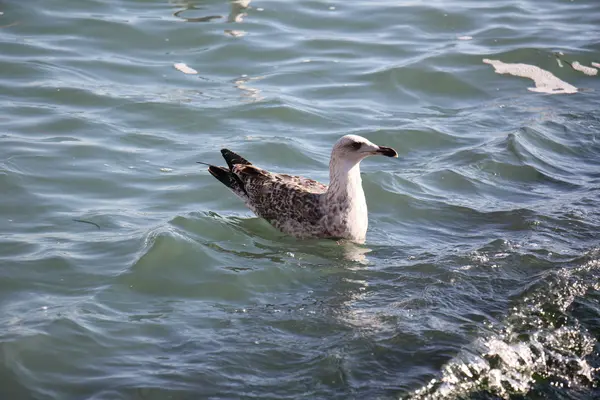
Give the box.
[204,135,397,243]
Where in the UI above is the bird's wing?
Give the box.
[232,165,327,229]
[274,173,328,194]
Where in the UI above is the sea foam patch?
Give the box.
[483,59,578,94]
[408,254,600,400]
[571,61,597,76]
[173,63,198,75]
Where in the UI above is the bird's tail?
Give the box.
[198,151,249,198]
[221,149,252,170]
[206,165,248,198]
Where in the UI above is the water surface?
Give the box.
[1,0,600,399]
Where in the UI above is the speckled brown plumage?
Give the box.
[205,135,398,242]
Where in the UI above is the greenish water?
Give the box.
[1,0,600,399]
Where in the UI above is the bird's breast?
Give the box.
[345,197,368,240]
[322,192,368,241]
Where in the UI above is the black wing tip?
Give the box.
[207,165,220,176]
[221,149,237,159]
[207,165,249,197]
[220,148,252,170]
[207,165,233,185]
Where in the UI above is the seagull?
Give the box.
[202,135,398,243]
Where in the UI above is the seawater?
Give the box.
[1,0,599,399]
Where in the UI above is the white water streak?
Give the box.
[173,63,198,75]
[571,61,598,76]
[483,59,578,94]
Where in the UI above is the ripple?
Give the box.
[408,251,600,399]
[2,0,600,398]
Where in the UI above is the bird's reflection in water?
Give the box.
[228,0,251,23]
[225,0,251,37]
[233,75,264,101]
[338,241,372,265]
[169,1,251,35]
[170,0,223,23]
[224,29,246,37]
[329,243,402,335]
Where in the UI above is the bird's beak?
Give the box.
[376,146,398,158]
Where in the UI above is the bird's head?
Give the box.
[331,134,398,168]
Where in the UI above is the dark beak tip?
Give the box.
[378,146,398,158]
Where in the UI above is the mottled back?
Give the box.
[232,165,330,237]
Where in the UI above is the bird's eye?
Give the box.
[351,142,362,150]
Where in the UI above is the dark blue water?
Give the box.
[1,0,600,399]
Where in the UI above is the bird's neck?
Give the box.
[327,159,365,207]
[325,157,369,242]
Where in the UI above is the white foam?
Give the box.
[483,59,577,94]
[571,61,598,76]
[407,254,600,400]
[173,63,198,75]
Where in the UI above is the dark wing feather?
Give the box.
[221,149,252,171]
[207,165,248,198]
[205,148,253,198]
[232,165,327,231]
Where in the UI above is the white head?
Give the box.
[330,134,398,172]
